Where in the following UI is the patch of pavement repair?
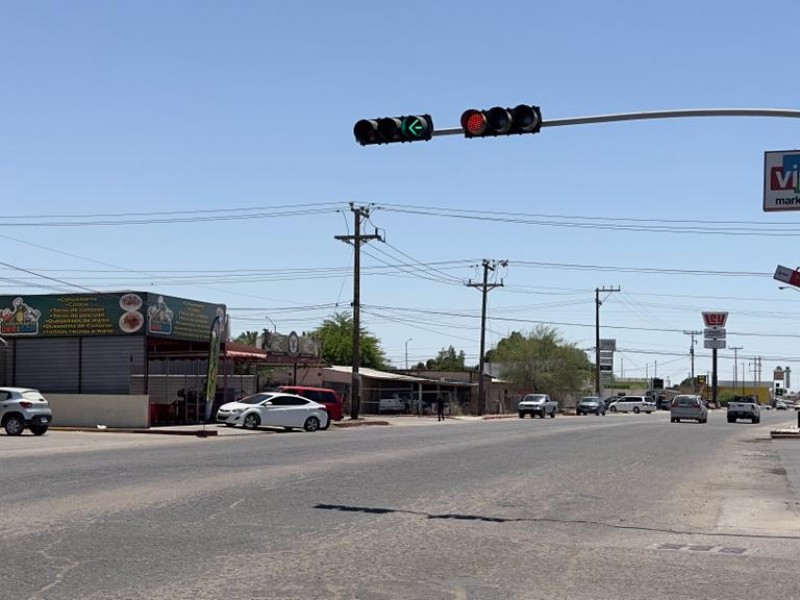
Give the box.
[655,543,755,556]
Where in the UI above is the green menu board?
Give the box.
[0,293,225,342]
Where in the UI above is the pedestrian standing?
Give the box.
[436,395,445,421]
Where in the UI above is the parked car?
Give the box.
[776,399,789,410]
[0,387,52,436]
[378,393,411,414]
[576,396,605,416]
[277,386,343,421]
[670,394,708,423]
[518,394,558,419]
[217,392,329,432]
[608,396,656,414]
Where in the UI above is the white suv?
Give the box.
[608,395,656,414]
[0,387,53,436]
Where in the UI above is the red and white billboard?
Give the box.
[702,312,728,328]
[774,265,800,288]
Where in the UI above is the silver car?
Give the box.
[0,387,53,436]
[576,396,605,416]
[670,395,708,424]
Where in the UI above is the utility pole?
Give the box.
[467,260,507,416]
[595,286,620,395]
[334,203,383,420]
[730,346,743,391]
[683,330,701,393]
[757,356,762,400]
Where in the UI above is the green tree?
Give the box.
[424,346,467,370]
[490,326,593,401]
[311,312,387,369]
[235,330,259,346]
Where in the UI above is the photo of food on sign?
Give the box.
[148,296,174,335]
[119,293,143,312]
[119,310,144,334]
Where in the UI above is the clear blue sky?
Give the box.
[3,1,800,389]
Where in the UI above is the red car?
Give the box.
[277,386,344,421]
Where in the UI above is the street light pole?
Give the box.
[405,338,412,370]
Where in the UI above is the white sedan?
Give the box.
[216,392,329,432]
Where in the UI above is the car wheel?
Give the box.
[727,416,735,423]
[243,414,260,430]
[549,410,555,418]
[633,407,640,414]
[518,412,524,419]
[304,416,320,432]
[610,406,617,413]
[3,415,24,436]
[29,425,48,436]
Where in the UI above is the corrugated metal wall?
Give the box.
[14,337,80,393]
[7,336,145,394]
[81,337,145,394]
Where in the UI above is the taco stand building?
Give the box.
[0,292,297,428]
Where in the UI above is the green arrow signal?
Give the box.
[404,117,424,137]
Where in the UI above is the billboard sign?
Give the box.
[704,327,726,339]
[764,151,800,211]
[702,312,728,328]
[773,264,800,288]
[704,339,726,349]
[599,339,616,351]
[0,293,225,342]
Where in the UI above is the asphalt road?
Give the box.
[2,410,799,600]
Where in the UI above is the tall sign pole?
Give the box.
[702,312,728,406]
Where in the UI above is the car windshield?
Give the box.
[580,398,598,403]
[239,393,276,405]
[21,391,46,401]
[523,395,546,402]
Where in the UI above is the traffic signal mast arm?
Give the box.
[434,108,800,138]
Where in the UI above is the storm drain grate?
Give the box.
[656,543,753,556]
[718,547,748,555]
[687,545,715,552]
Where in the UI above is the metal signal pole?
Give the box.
[467,260,506,416]
[335,203,382,420]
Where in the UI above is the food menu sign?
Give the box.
[0,293,225,342]
[144,293,226,342]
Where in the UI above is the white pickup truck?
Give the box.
[727,396,761,424]
[518,394,558,419]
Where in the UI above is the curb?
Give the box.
[49,427,218,437]
[333,420,390,428]
[771,429,800,439]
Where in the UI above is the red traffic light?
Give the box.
[461,105,542,138]
[461,109,487,136]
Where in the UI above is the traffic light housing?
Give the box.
[652,378,664,390]
[461,104,542,138]
[775,382,784,396]
[353,114,434,146]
